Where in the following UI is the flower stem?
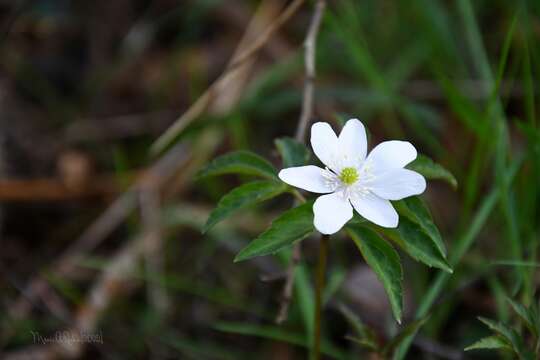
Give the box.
[313,234,329,360]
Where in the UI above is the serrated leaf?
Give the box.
[507,298,538,339]
[234,201,315,262]
[478,317,514,340]
[197,150,277,180]
[377,217,452,273]
[478,317,524,355]
[465,335,513,351]
[203,180,287,233]
[396,196,447,257]
[407,154,457,189]
[347,225,403,323]
[275,137,310,167]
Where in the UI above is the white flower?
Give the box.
[278,119,426,234]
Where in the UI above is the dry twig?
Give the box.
[3,129,224,359]
[151,0,305,154]
[7,142,190,322]
[3,0,305,356]
[276,0,326,324]
[0,175,128,201]
[140,188,169,314]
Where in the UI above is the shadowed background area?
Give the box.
[0,0,539,359]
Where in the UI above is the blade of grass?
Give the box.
[214,322,348,360]
[394,157,523,360]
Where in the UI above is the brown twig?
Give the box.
[3,0,303,354]
[140,188,169,314]
[0,176,122,201]
[294,0,325,142]
[7,142,190,323]
[2,136,223,358]
[151,0,305,154]
[211,0,287,115]
[276,0,326,324]
[4,233,148,360]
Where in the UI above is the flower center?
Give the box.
[339,167,359,185]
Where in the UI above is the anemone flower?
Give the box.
[278,119,426,234]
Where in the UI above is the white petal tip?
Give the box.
[404,141,418,161]
[394,141,418,163]
[278,166,333,193]
[310,122,332,134]
[418,177,427,194]
[316,228,339,235]
[313,193,353,235]
[312,121,329,127]
[277,168,290,184]
[376,219,399,228]
[346,118,362,125]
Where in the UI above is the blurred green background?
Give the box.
[0,0,539,359]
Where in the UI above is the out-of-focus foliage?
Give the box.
[0,0,539,359]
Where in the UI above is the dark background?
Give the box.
[1,0,539,359]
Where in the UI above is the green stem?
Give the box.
[313,234,329,360]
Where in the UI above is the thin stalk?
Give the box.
[277,0,326,325]
[313,234,329,360]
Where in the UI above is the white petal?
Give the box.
[313,192,353,234]
[278,166,334,193]
[370,169,426,200]
[366,140,417,174]
[338,118,367,167]
[350,193,398,228]
[310,122,340,171]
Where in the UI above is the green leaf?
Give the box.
[396,196,447,257]
[197,150,277,180]
[275,137,311,168]
[203,181,287,233]
[436,74,484,136]
[478,317,514,340]
[384,316,429,356]
[407,154,458,189]
[377,217,452,273]
[234,201,315,262]
[161,333,242,360]
[347,225,403,323]
[323,267,346,305]
[507,298,538,339]
[478,317,524,355]
[214,322,347,359]
[345,335,379,351]
[465,335,513,352]
[214,322,304,346]
[339,304,378,350]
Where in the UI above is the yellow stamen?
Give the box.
[339,167,359,185]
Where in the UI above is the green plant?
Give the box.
[466,298,540,359]
[199,119,456,357]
